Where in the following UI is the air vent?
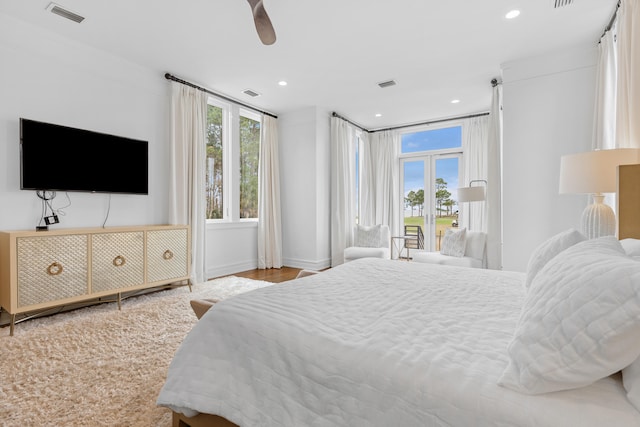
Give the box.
[552,0,574,8]
[377,79,397,88]
[242,89,261,97]
[46,2,85,23]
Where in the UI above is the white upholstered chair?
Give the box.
[343,224,391,263]
[412,229,487,268]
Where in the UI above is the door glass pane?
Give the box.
[401,126,462,153]
[434,157,459,250]
[403,160,425,251]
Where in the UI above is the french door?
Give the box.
[400,153,461,252]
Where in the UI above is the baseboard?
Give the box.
[281,257,331,271]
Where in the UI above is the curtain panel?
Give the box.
[461,116,489,232]
[168,82,207,284]
[257,115,283,269]
[615,0,640,149]
[330,117,357,266]
[361,130,401,239]
[486,84,503,270]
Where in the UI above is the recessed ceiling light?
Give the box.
[451,99,460,104]
[278,80,287,86]
[375,113,382,117]
[505,10,520,19]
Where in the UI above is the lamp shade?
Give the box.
[457,186,485,202]
[559,148,640,194]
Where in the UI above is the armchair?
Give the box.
[343,224,391,263]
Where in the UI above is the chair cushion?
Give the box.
[412,251,483,268]
[440,228,467,257]
[355,224,383,248]
[464,231,487,260]
[344,246,390,262]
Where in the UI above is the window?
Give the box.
[239,113,260,219]
[206,103,224,219]
[205,98,261,222]
[399,125,463,251]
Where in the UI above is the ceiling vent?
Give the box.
[242,89,261,98]
[46,2,85,23]
[377,79,397,89]
[552,0,574,8]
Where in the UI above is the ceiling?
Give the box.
[0,0,618,130]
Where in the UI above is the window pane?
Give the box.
[206,104,223,219]
[239,115,260,219]
[401,126,462,153]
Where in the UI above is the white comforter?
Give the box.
[157,258,640,426]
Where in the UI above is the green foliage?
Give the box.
[205,105,223,219]
[239,116,260,218]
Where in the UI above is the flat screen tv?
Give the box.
[20,118,148,195]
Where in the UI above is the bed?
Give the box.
[158,165,640,426]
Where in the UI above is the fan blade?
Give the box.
[246,0,276,45]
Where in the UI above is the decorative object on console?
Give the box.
[559,148,640,239]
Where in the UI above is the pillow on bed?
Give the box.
[524,228,586,290]
[498,236,640,395]
[621,238,640,257]
[623,358,640,411]
[355,224,382,248]
[440,227,467,257]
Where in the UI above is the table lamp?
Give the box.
[559,148,640,239]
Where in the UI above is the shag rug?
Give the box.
[0,276,274,427]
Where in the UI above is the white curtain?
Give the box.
[593,23,618,151]
[330,117,357,266]
[169,82,208,284]
[461,116,489,232]
[360,130,401,239]
[615,0,640,149]
[486,83,503,270]
[257,115,283,269]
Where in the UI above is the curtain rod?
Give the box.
[332,111,490,134]
[164,73,278,119]
[600,0,621,41]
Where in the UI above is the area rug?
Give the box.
[0,276,274,427]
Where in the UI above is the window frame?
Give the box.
[205,96,261,225]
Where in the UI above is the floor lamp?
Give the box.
[559,148,640,239]
[457,179,487,230]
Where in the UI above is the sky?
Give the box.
[401,126,461,206]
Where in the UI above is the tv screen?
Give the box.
[20,118,149,195]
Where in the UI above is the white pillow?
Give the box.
[524,228,586,290]
[621,238,640,257]
[440,227,467,257]
[498,236,640,394]
[623,358,640,411]
[355,224,382,248]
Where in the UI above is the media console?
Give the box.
[0,224,191,335]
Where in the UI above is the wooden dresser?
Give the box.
[0,224,191,335]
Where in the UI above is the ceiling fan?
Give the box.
[246,0,276,45]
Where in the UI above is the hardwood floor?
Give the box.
[228,267,303,283]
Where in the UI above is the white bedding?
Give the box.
[157,258,640,426]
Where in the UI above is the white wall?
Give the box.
[501,45,597,272]
[279,107,331,270]
[0,14,168,230]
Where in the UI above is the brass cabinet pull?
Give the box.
[163,250,174,260]
[113,255,126,267]
[47,262,63,276]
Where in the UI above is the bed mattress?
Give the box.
[157,258,640,426]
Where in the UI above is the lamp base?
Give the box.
[581,194,616,239]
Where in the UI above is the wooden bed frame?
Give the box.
[172,411,238,427]
[171,163,640,427]
[618,164,640,239]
